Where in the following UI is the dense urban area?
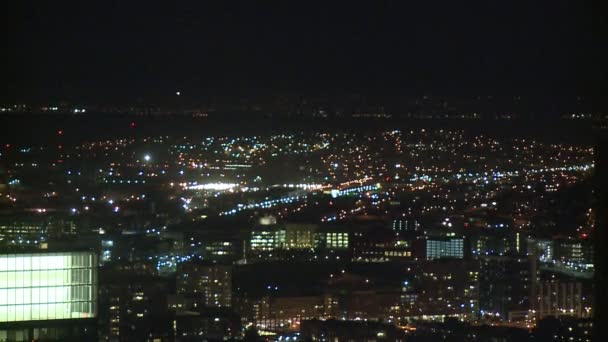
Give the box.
[0,105,599,341]
[2,0,605,340]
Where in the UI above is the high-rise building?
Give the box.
[0,251,98,341]
[177,262,232,309]
[98,274,172,342]
[538,280,591,319]
[478,255,537,319]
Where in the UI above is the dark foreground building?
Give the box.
[300,319,406,341]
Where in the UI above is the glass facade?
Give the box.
[426,239,464,260]
[0,252,97,322]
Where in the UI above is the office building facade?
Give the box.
[0,251,97,341]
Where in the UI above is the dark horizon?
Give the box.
[2,2,606,104]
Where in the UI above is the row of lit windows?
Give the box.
[251,231,361,250]
[384,251,411,257]
[0,253,97,322]
[426,240,464,260]
[392,220,420,231]
[0,285,95,305]
[251,231,289,251]
[0,254,94,271]
[0,268,94,288]
[0,225,44,232]
[327,233,349,249]
[0,301,95,322]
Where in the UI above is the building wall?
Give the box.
[538,281,590,319]
[0,252,97,322]
[426,238,464,260]
[0,251,98,342]
[177,263,232,309]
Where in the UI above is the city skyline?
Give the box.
[0,2,603,341]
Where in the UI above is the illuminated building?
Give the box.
[248,224,351,260]
[0,216,78,242]
[470,230,525,257]
[527,238,553,262]
[181,231,239,262]
[352,228,411,262]
[400,260,479,321]
[0,216,76,249]
[538,280,591,319]
[248,215,286,256]
[425,237,464,260]
[392,218,420,233]
[325,232,349,249]
[284,223,317,250]
[248,295,325,332]
[382,243,412,261]
[203,240,238,261]
[312,226,351,253]
[553,239,593,265]
[100,239,114,264]
[249,229,286,253]
[0,219,45,241]
[176,262,232,309]
[0,251,98,341]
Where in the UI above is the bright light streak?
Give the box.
[187,183,238,191]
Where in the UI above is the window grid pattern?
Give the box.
[426,239,464,260]
[0,252,97,322]
[327,232,349,249]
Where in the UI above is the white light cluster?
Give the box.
[187,183,239,191]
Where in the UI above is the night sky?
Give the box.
[1,1,605,103]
